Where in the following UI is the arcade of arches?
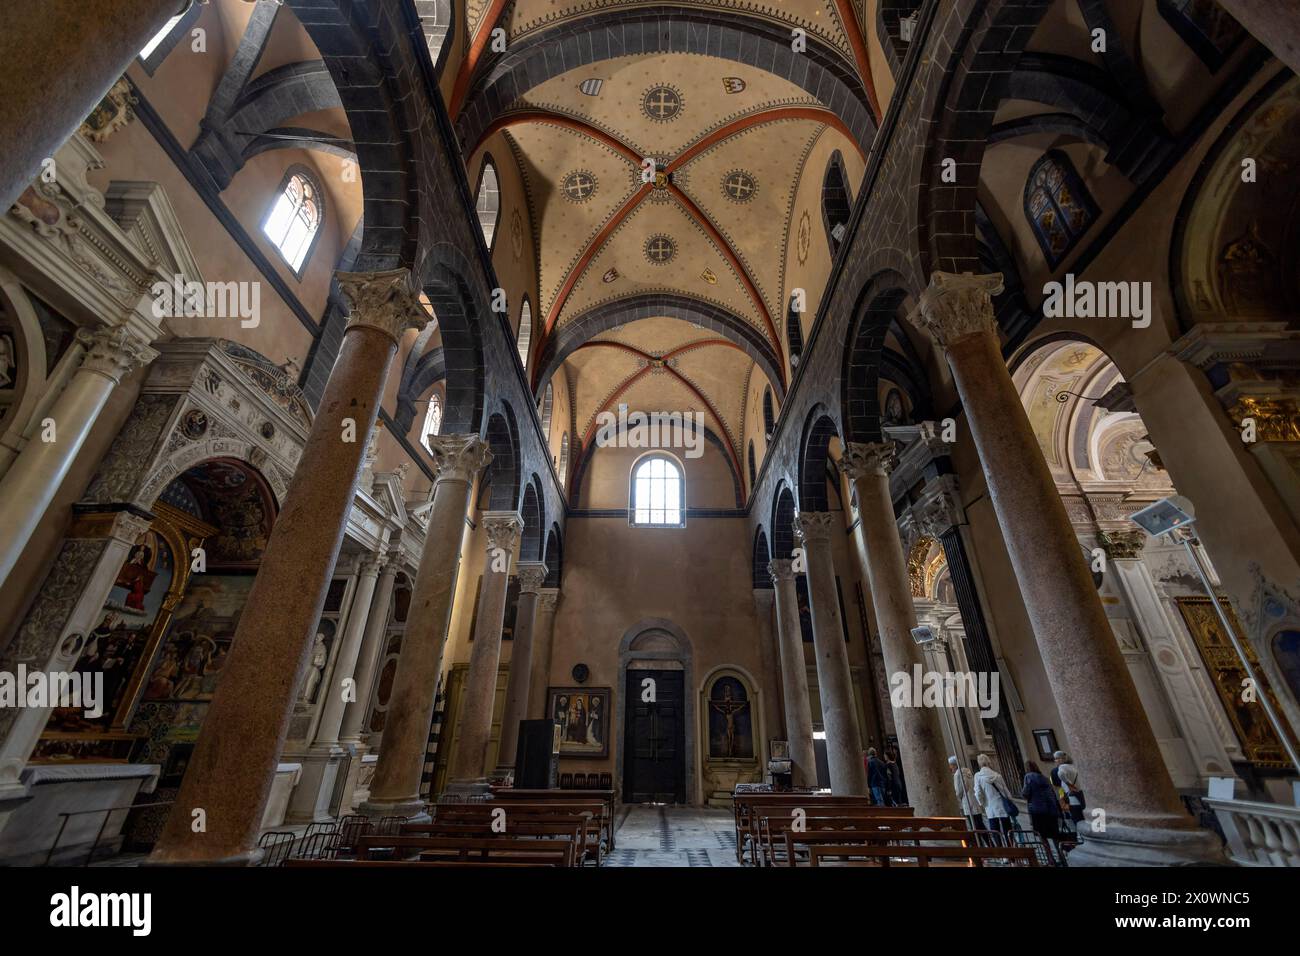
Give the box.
[0,0,1299,869]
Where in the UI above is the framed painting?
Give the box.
[547,686,611,759]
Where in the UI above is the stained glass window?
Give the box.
[1025,151,1098,269]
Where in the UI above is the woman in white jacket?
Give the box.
[972,753,1017,842]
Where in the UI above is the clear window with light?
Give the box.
[630,455,684,527]
[476,160,500,249]
[421,394,442,452]
[263,170,323,274]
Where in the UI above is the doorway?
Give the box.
[623,669,686,803]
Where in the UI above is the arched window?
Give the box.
[630,455,684,527]
[475,158,501,250]
[747,440,757,489]
[263,168,323,274]
[786,292,804,368]
[517,298,533,369]
[1025,151,1098,269]
[558,433,570,487]
[420,394,442,452]
[762,387,776,439]
[539,382,553,439]
[822,151,852,254]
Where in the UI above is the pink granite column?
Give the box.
[149,269,426,864]
[795,513,868,795]
[768,559,818,788]
[843,442,959,816]
[0,0,190,210]
[361,436,491,817]
[913,271,1221,865]
[444,512,523,797]
[495,561,548,774]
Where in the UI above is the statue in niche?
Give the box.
[299,633,328,705]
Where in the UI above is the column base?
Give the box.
[1067,820,1228,867]
[440,778,491,801]
[355,795,431,823]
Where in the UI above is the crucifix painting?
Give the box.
[707,676,753,759]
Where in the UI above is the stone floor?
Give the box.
[600,805,740,867]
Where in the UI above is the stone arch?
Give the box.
[481,408,520,512]
[798,405,840,513]
[420,244,487,436]
[136,437,291,511]
[616,618,697,805]
[770,483,798,561]
[0,267,52,454]
[533,294,784,400]
[841,275,912,445]
[455,9,876,155]
[520,479,542,560]
[543,522,563,587]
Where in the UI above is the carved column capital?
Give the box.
[109,509,155,546]
[794,511,835,544]
[841,441,896,480]
[768,557,795,585]
[913,477,965,540]
[481,511,523,556]
[1100,529,1147,561]
[356,553,384,578]
[77,325,159,384]
[338,268,429,346]
[516,561,549,593]
[913,271,1004,351]
[538,588,561,612]
[427,434,493,485]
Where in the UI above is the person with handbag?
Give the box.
[1021,760,1061,847]
[973,753,1018,843]
[1054,751,1086,825]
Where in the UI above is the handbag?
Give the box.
[995,778,1020,819]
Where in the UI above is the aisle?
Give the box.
[601,805,740,867]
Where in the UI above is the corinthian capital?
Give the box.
[482,511,523,556]
[768,558,795,585]
[516,561,549,593]
[427,434,493,485]
[538,588,561,612]
[913,272,1004,351]
[78,325,159,384]
[338,268,429,345]
[794,511,835,544]
[841,441,895,480]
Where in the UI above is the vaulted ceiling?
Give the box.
[452,1,882,496]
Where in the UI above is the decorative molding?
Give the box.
[768,557,795,585]
[516,561,548,593]
[913,272,1004,350]
[841,440,894,479]
[426,434,493,485]
[481,511,524,555]
[794,510,835,543]
[338,269,429,346]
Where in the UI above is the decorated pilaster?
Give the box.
[149,269,426,864]
[795,512,868,795]
[0,326,158,589]
[362,436,492,817]
[529,588,561,719]
[913,271,1221,864]
[495,561,549,774]
[842,441,958,816]
[340,556,400,746]
[768,559,817,787]
[444,512,524,797]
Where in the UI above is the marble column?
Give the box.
[0,326,158,590]
[768,559,817,788]
[528,589,561,719]
[843,442,959,816]
[0,0,189,210]
[751,587,786,760]
[912,271,1222,865]
[315,556,383,747]
[444,512,523,797]
[339,556,399,746]
[495,561,548,774]
[361,436,491,817]
[149,269,426,864]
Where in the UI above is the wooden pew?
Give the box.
[740,800,911,865]
[439,800,609,858]
[490,789,617,849]
[755,811,960,867]
[731,792,894,863]
[401,818,600,865]
[354,834,576,867]
[283,858,561,868]
[807,843,1040,867]
[775,819,976,867]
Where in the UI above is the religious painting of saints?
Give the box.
[141,575,251,704]
[707,676,754,760]
[547,686,610,758]
[45,528,175,734]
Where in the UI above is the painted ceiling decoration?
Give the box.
[447,1,883,501]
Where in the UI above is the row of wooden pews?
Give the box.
[732,789,1039,867]
[281,790,617,869]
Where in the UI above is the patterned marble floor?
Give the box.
[600,805,740,867]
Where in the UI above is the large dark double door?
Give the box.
[623,669,685,804]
